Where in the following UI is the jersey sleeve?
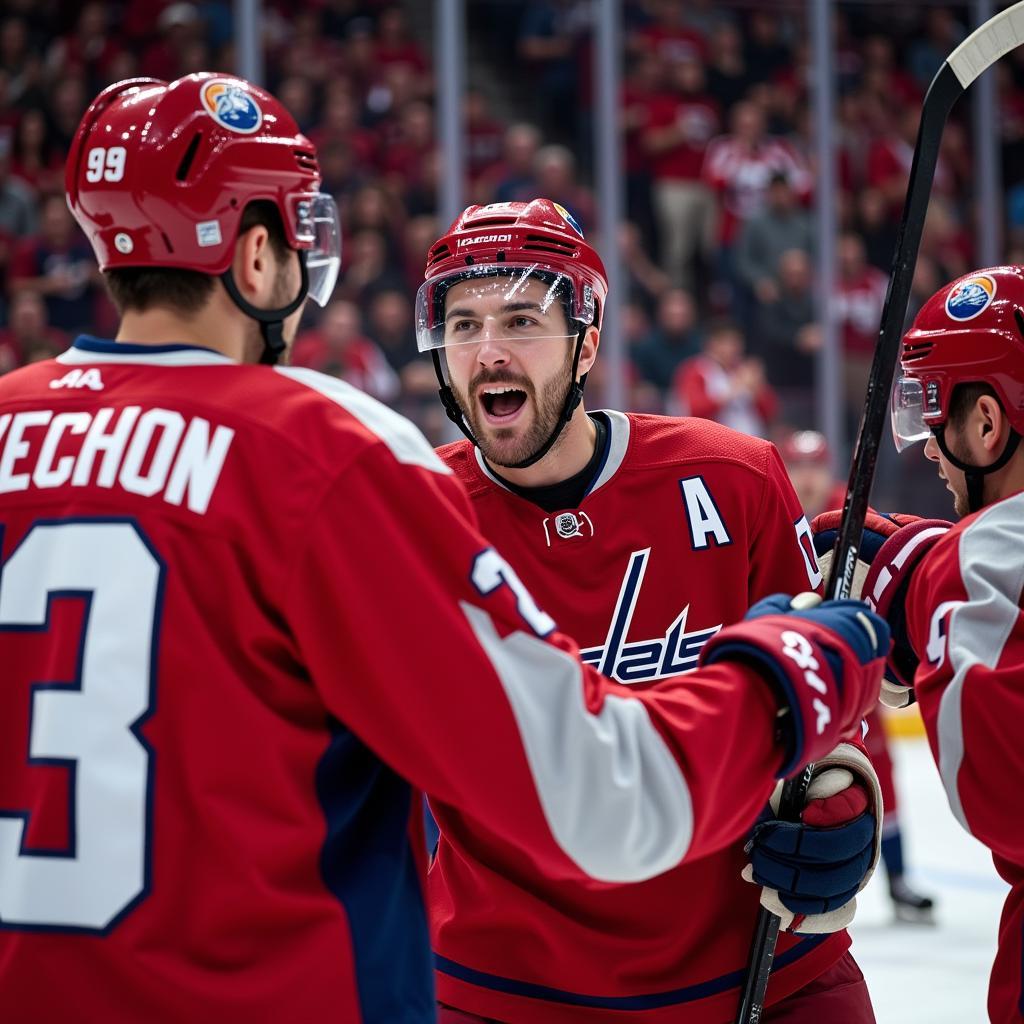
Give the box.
[284,440,787,883]
[748,444,824,603]
[906,506,1024,862]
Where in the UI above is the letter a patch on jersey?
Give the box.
[679,476,732,550]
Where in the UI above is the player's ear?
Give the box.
[577,325,600,379]
[976,394,1009,454]
[231,223,273,303]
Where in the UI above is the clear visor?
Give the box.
[891,376,932,452]
[293,193,341,307]
[415,264,592,353]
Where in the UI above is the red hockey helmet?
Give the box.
[414,198,608,352]
[892,265,1024,451]
[66,73,340,305]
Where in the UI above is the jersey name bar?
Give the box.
[0,406,234,514]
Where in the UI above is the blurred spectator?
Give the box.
[735,171,813,309]
[48,75,89,152]
[374,5,430,87]
[309,82,378,174]
[378,99,437,194]
[620,51,663,246]
[867,106,955,219]
[1,16,44,108]
[277,75,318,135]
[619,219,671,316]
[532,144,593,229]
[673,320,777,437]
[0,141,37,238]
[632,287,699,395]
[779,430,845,517]
[46,3,122,94]
[11,105,62,198]
[857,35,923,112]
[517,0,590,137]
[757,247,818,419]
[702,100,812,253]
[365,287,419,373]
[854,187,898,273]
[401,213,438,292]
[485,122,543,205]
[336,228,407,308]
[743,10,792,79]
[834,232,887,420]
[705,23,753,117]
[632,0,708,65]
[9,192,101,334]
[0,288,66,371]
[292,298,399,402]
[464,89,506,186]
[640,55,719,290]
[141,3,206,83]
[907,8,965,91]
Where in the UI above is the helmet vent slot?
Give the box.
[1015,308,1024,342]
[467,216,517,227]
[902,340,934,362]
[293,149,318,173]
[176,131,203,182]
[428,244,451,265]
[524,234,576,255]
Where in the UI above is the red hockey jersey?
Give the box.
[0,339,818,1023]
[907,489,1024,1024]
[432,412,845,1024]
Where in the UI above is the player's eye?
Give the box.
[451,319,477,333]
[510,315,538,329]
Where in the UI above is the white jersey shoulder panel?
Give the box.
[461,601,693,882]
[938,490,1024,830]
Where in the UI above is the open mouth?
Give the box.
[479,385,528,424]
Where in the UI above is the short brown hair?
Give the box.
[104,201,291,317]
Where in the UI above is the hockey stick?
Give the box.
[735,6,1024,1022]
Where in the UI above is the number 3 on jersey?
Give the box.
[0,520,162,931]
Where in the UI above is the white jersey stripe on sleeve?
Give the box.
[460,602,693,883]
[275,367,451,476]
[938,491,1024,831]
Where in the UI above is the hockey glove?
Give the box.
[812,511,951,707]
[698,593,889,776]
[742,741,882,934]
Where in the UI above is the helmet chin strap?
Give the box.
[431,330,589,470]
[932,424,1022,513]
[220,253,309,366]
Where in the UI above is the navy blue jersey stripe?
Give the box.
[71,335,222,356]
[436,934,830,1011]
[316,718,435,1023]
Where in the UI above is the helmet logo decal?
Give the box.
[200,79,263,134]
[945,273,997,321]
[553,202,584,237]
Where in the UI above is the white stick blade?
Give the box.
[947,1,1024,88]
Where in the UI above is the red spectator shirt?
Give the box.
[835,267,888,355]
[642,93,720,182]
[702,136,812,244]
[674,355,778,438]
[431,414,841,1024]
[0,339,805,1023]
[908,490,1024,1024]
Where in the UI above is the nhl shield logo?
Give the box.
[542,509,595,546]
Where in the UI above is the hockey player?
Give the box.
[814,265,1024,1023]
[781,430,937,922]
[0,76,889,1023]
[421,199,884,1023]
